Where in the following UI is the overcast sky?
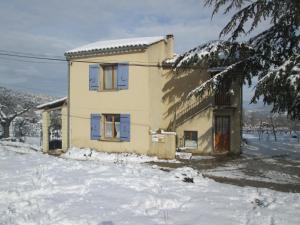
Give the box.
[0,0,266,107]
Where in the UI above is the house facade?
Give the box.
[60,34,241,158]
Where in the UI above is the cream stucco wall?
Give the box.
[42,111,50,153]
[41,103,68,153]
[176,108,214,154]
[160,67,242,154]
[213,81,242,154]
[61,104,68,151]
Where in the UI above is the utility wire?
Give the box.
[0,56,63,64]
[0,49,64,58]
[0,50,173,67]
[58,113,151,128]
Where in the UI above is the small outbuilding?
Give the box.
[36,97,68,154]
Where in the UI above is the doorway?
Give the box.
[214,116,230,152]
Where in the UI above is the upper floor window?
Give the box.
[103,65,118,90]
[88,63,129,91]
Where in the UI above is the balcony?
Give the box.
[215,93,231,106]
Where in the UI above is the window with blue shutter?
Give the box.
[89,64,100,91]
[90,114,101,140]
[120,114,130,141]
[117,62,129,89]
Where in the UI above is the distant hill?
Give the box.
[243,99,272,114]
[0,86,58,108]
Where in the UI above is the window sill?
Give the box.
[100,89,119,92]
[100,138,121,142]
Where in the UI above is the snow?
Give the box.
[203,133,300,185]
[36,96,67,109]
[257,55,300,91]
[66,36,165,54]
[173,40,248,69]
[0,140,40,153]
[163,54,179,64]
[62,147,179,163]
[1,142,300,225]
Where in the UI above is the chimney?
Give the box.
[166,34,174,58]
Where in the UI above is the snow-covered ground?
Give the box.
[243,133,300,160]
[201,133,300,189]
[0,141,300,225]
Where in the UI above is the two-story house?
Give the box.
[52,34,241,158]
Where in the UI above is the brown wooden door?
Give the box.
[214,116,230,152]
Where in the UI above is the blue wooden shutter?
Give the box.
[90,114,101,140]
[117,62,129,89]
[89,64,100,90]
[120,114,130,141]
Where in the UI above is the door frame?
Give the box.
[213,115,230,153]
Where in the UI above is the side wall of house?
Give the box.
[176,108,214,153]
[147,38,173,126]
[213,81,242,154]
[160,67,242,154]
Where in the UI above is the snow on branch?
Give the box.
[257,54,300,91]
[171,40,256,99]
[172,40,253,72]
[187,59,247,99]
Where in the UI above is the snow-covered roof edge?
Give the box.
[65,36,167,58]
[36,97,67,110]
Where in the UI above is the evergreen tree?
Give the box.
[175,0,300,119]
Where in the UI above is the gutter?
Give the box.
[67,60,71,149]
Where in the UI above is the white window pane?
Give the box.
[105,122,113,138]
[115,122,120,138]
[105,67,113,89]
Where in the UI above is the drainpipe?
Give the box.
[67,60,71,149]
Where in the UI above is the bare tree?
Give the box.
[289,119,300,143]
[269,115,277,141]
[258,120,263,141]
[13,117,31,139]
[0,89,34,138]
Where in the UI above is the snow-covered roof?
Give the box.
[36,97,67,110]
[65,36,165,56]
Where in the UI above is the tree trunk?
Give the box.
[258,120,263,141]
[1,122,11,138]
[270,117,277,142]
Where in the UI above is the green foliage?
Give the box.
[180,0,300,119]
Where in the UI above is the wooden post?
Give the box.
[42,111,50,153]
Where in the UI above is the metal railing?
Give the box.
[174,97,212,128]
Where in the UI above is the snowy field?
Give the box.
[0,142,300,225]
[242,132,300,159]
[200,133,300,191]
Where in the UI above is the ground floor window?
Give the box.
[104,114,120,139]
[184,131,198,149]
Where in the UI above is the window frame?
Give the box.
[102,64,118,91]
[103,114,120,140]
[184,130,198,149]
